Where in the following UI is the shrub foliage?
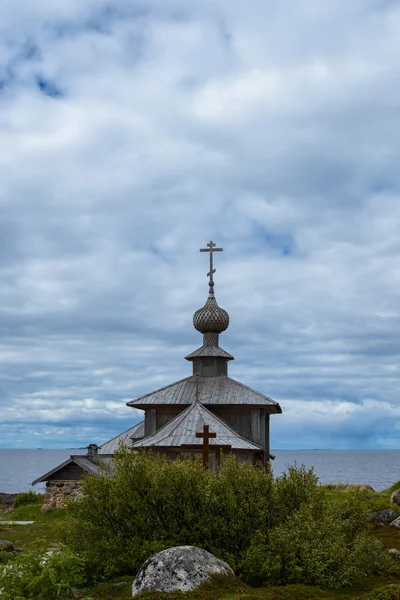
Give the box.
[13,491,44,508]
[0,544,84,599]
[59,448,391,588]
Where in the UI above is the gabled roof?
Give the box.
[133,402,263,451]
[185,345,234,360]
[99,421,145,454]
[31,455,105,486]
[126,375,281,412]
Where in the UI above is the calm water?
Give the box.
[0,449,399,493]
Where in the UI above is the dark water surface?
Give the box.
[0,449,399,494]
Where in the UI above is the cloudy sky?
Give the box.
[1,0,400,450]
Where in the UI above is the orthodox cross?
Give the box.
[200,241,223,284]
[196,425,216,469]
[180,424,232,470]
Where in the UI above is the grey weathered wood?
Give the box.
[127,375,282,412]
[134,403,263,451]
[99,421,145,454]
[145,408,157,437]
[31,456,104,485]
[47,462,84,481]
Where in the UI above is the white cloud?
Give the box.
[1,0,400,448]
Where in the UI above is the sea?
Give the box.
[0,449,399,494]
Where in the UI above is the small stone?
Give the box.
[388,548,400,558]
[132,546,234,596]
[0,540,15,552]
[372,509,399,524]
[391,489,400,506]
[41,504,50,513]
[49,499,56,508]
[390,517,400,529]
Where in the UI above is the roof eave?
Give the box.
[32,458,74,486]
[31,456,99,485]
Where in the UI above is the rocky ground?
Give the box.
[0,493,18,507]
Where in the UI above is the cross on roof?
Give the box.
[180,422,232,469]
[196,424,216,469]
[200,241,223,285]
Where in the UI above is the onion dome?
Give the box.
[193,281,229,334]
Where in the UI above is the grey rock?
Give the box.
[0,540,15,552]
[390,517,400,529]
[132,546,234,596]
[0,493,18,507]
[391,489,400,506]
[388,548,400,558]
[371,509,399,524]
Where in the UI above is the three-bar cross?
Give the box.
[200,241,223,284]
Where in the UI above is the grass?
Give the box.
[0,503,66,548]
[80,574,400,600]
[320,484,395,513]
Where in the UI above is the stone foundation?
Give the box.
[41,480,83,512]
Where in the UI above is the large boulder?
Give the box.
[371,509,399,524]
[390,517,400,529]
[391,489,400,506]
[132,546,234,596]
[0,540,15,552]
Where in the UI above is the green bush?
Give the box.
[0,544,84,599]
[59,448,390,589]
[362,584,400,600]
[13,491,44,508]
[61,449,273,579]
[241,498,391,588]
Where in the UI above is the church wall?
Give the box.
[156,407,185,430]
[209,407,252,440]
[145,408,157,437]
[209,407,270,452]
[265,414,270,458]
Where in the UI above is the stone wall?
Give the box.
[41,480,83,512]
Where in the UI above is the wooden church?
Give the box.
[33,242,282,493]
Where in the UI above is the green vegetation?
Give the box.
[321,484,395,514]
[13,491,44,509]
[0,504,67,547]
[0,544,84,600]
[60,450,399,588]
[0,455,399,599]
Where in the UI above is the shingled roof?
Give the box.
[99,420,145,454]
[126,375,281,412]
[185,345,234,360]
[31,455,106,486]
[133,402,263,451]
